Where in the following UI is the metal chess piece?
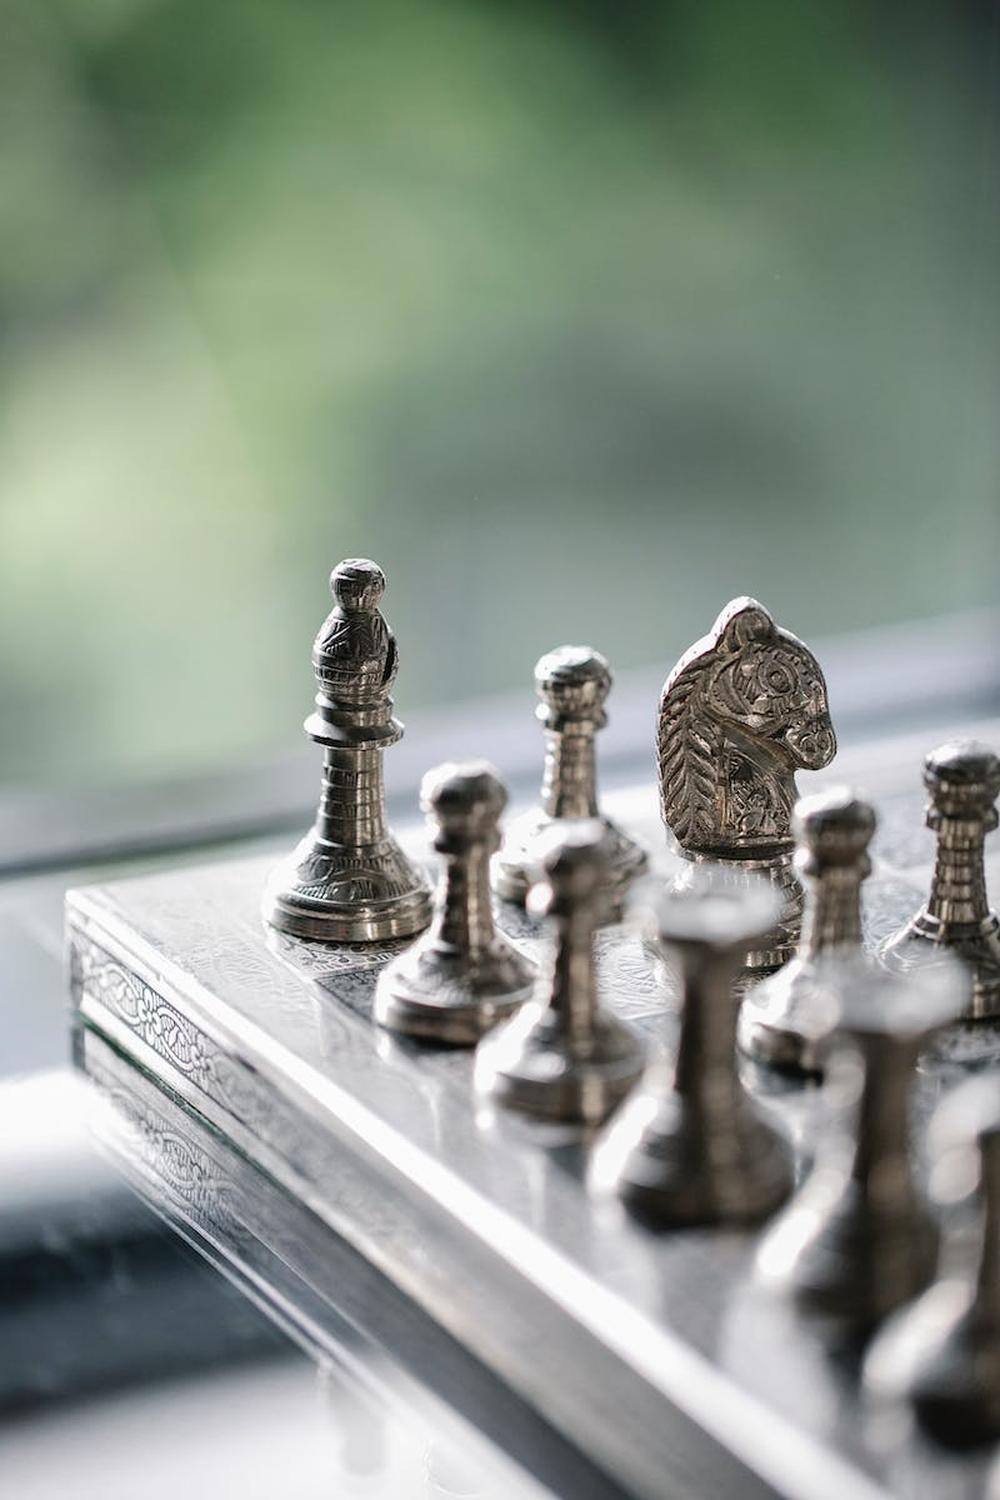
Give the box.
[738,787,876,1077]
[882,740,1000,1020]
[262,559,432,942]
[657,597,836,972]
[865,1075,1000,1447]
[475,819,645,1124]
[756,959,967,1335]
[373,762,536,1044]
[493,646,647,915]
[590,873,794,1227]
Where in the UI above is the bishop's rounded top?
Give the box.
[535,645,611,721]
[330,558,386,612]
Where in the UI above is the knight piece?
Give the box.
[738,787,876,1077]
[756,959,967,1336]
[590,871,793,1227]
[865,1075,1000,1447]
[657,597,837,972]
[475,820,645,1124]
[882,740,1000,1020]
[262,559,432,942]
[493,646,647,915]
[373,761,536,1044]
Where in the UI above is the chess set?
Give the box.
[68,560,1000,1500]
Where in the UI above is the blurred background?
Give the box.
[2,0,999,790]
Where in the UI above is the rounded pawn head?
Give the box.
[794,786,876,868]
[330,558,386,612]
[421,760,507,842]
[534,645,611,718]
[640,866,781,958]
[924,740,1000,806]
[527,818,610,917]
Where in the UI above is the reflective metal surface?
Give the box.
[865,1075,1000,1447]
[476,820,645,1123]
[64,719,1000,1500]
[657,598,837,971]
[739,788,876,1077]
[374,762,535,1044]
[493,647,647,913]
[757,961,966,1338]
[592,874,793,1227]
[883,741,1000,1020]
[263,559,432,942]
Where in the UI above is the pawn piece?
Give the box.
[590,873,794,1227]
[373,762,536,1044]
[756,960,967,1335]
[738,787,876,1077]
[657,598,837,972]
[475,820,645,1123]
[262,559,432,942]
[882,741,1000,1019]
[865,1076,1000,1447]
[493,647,647,914]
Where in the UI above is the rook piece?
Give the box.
[756,962,965,1334]
[591,873,793,1226]
[865,1076,1000,1446]
[374,762,535,1044]
[476,820,645,1123]
[882,741,1000,1019]
[738,787,876,1076]
[657,598,836,971]
[494,646,647,913]
[262,559,432,942]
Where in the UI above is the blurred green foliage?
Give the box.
[1,0,998,785]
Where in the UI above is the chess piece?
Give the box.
[865,1075,1000,1447]
[738,787,876,1077]
[373,762,535,1044]
[590,872,794,1227]
[756,960,967,1335]
[493,646,647,914]
[657,598,836,972]
[882,741,1000,1020]
[262,559,432,942]
[475,820,645,1123]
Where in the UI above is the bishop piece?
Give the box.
[756,960,966,1336]
[493,646,647,915]
[374,762,536,1044]
[738,787,876,1077]
[882,740,1000,1020]
[476,820,645,1123]
[657,598,836,971]
[591,872,793,1227]
[865,1075,1000,1447]
[262,559,432,942]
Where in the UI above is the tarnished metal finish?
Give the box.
[865,1076,1000,1447]
[657,598,836,971]
[493,647,647,914]
[738,788,876,1077]
[591,872,794,1227]
[373,762,535,1044]
[476,820,645,1123]
[757,960,966,1335]
[262,559,432,942]
[882,740,1000,1019]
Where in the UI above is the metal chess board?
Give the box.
[68,724,1000,1500]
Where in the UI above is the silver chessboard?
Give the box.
[68,723,1000,1500]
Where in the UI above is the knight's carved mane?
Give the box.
[657,638,720,847]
